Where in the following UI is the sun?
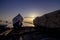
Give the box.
[26,11,39,21]
[28,13,37,21]
[30,17,35,21]
[28,14,36,21]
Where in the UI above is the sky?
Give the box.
[0,0,60,22]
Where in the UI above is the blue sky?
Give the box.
[0,0,60,21]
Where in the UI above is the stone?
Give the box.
[33,9,60,28]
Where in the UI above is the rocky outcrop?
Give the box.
[33,9,60,28]
[33,9,60,38]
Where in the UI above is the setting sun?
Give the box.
[30,17,35,21]
[26,12,38,21]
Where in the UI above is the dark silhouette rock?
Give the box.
[33,9,60,28]
[12,14,23,30]
[0,24,7,33]
[33,9,60,38]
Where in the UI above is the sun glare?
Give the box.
[29,12,37,20]
[31,17,35,21]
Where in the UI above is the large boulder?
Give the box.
[33,9,60,28]
[33,10,60,37]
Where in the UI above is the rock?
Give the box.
[33,10,60,38]
[33,9,60,28]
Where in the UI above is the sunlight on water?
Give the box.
[22,22,34,27]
